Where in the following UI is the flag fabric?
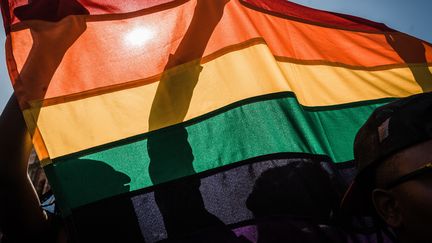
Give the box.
[68,157,355,242]
[2,0,432,220]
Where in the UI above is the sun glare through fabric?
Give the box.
[124,27,155,46]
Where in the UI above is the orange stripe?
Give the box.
[8,0,432,106]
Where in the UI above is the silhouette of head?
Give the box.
[246,161,338,222]
[342,92,432,242]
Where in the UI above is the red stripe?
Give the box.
[5,0,394,33]
[242,0,393,32]
[5,0,176,25]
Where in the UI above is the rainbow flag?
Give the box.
[2,0,431,219]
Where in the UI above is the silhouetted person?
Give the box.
[63,159,145,243]
[0,94,146,242]
[0,2,89,241]
[147,0,233,240]
[0,95,59,242]
[342,92,432,243]
[246,161,346,243]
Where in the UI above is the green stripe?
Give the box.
[45,92,389,215]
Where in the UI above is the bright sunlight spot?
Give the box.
[124,27,155,46]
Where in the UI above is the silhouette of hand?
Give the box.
[14,0,89,22]
[386,33,426,63]
[13,0,89,102]
[195,0,231,15]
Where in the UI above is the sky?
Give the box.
[0,0,432,113]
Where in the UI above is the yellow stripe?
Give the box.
[28,43,429,161]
